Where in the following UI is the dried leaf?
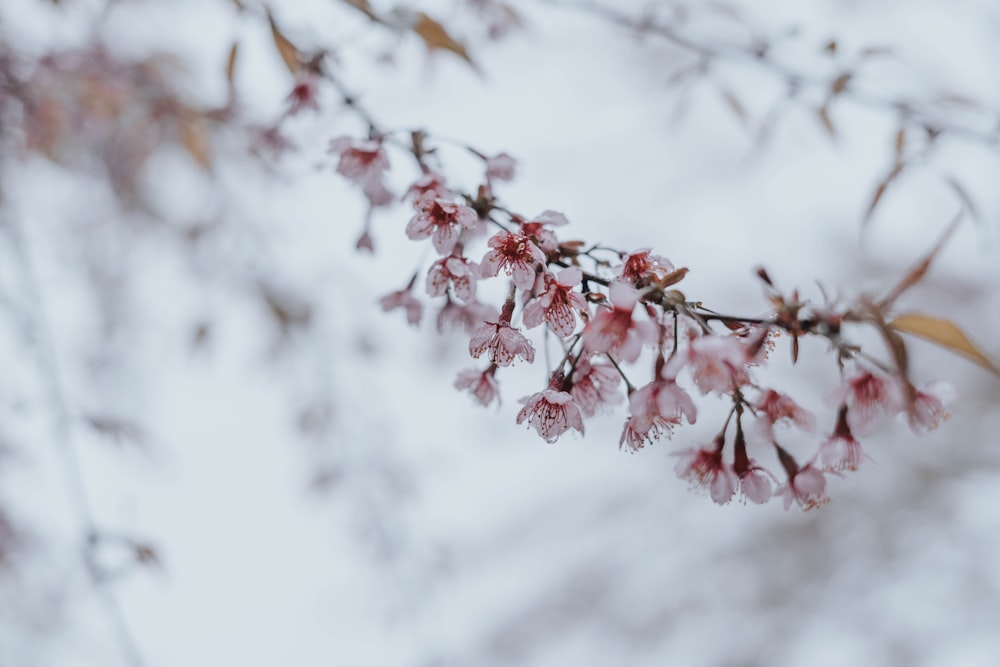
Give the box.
[879,211,961,307]
[862,162,904,227]
[720,88,747,125]
[412,12,475,67]
[341,0,380,21]
[831,72,852,95]
[226,42,239,88]
[817,105,836,138]
[268,11,301,75]
[179,113,212,169]
[890,313,999,376]
[894,127,905,160]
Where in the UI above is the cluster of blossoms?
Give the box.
[327,133,957,512]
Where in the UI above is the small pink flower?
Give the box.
[480,230,546,290]
[405,171,451,201]
[749,389,816,443]
[774,445,829,511]
[519,210,568,253]
[426,256,478,303]
[522,268,587,338]
[682,335,752,395]
[818,406,867,472]
[616,248,675,285]
[455,365,499,407]
[570,356,622,417]
[286,75,320,115]
[828,368,905,434]
[908,380,954,433]
[620,377,697,450]
[673,438,737,505]
[329,136,393,207]
[437,298,499,334]
[406,197,479,255]
[380,286,422,326]
[732,434,774,505]
[485,152,517,182]
[582,281,655,363]
[516,377,585,443]
[469,303,535,367]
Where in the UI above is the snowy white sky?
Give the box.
[2,0,1000,665]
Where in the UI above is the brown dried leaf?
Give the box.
[226,42,239,88]
[862,162,904,227]
[817,105,836,138]
[894,127,906,160]
[890,313,999,376]
[341,0,380,21]
[179,113,212,170]
[412,12,475,67]
[831,72,852,95]
[268,11,301,75]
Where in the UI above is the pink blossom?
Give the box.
[818,405,867,472]
[329,136,393,207]
[682,335,752,395]
[522,268,587,338]
[673,439,737,505]
[749,389,816,443]
[908,380,954,433]
[828,368,906,434]
[455,365,499,407]
[380,287,421,326]
[570,356,622,417]
[616,248,675,285]
[469,307,535,367]
[732,430,775,505]
[436,298,499,334]
[516,379,585,443]
[286,75,320,115]
[426,256,478,303]
[777,465,829,511]
[620,377,697,450]
[774,445,829,511]
[405,171,451,201]
[582,281,655,363]
[406,197,479,255]
[480,230,546,290]
[519,210,568,253]
[485,152,517,182]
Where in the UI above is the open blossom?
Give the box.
[405,170,451,201]
[522,267,587,338]
[469,303,535,367]
[616,248,675,285]
[455,365,499,407]
[673,439,737,505]
[437,298,498,334]
[484,152,517,182]
[908,380,955,433]
[427,256,478,303]
[679,334,752,395]
[516,376,584,443]
[819,407,867,472]
[480,230,546,290]
[732,432,774,504]
[328,136,393,206]
[519,210,568,253]
[828,368,905,434]
[774,445,829,511]
[406,197,479,255]
[620,377,697,450]
[380,286,421,326]
[570,356,622,417]
[582,281,655,363]
[749,389,816,443]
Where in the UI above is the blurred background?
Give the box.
[0,0,999,665]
